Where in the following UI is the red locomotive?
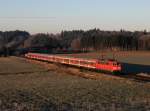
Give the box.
[25,53,122,74]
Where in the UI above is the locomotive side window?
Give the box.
[113,63,117,66]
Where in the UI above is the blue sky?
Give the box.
[0,0,150,33]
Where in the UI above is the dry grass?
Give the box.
[0,56,149,111]
[0,57,48,75]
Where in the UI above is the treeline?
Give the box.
[61,29,150,51]
[0,29,150,56]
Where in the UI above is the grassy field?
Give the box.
[0,55,150,111]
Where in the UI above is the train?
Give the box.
[25,53,122,74]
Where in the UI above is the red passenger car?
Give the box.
[25,53,121,74]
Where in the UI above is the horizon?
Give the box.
[0,28,148,35]
[0,0,150,34]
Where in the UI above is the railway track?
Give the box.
[124,74,150,82]
[84,72,150,83]
[103,72,150,83]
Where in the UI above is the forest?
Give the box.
[0,29,150,56]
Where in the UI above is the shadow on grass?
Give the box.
[122,63,150,74]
